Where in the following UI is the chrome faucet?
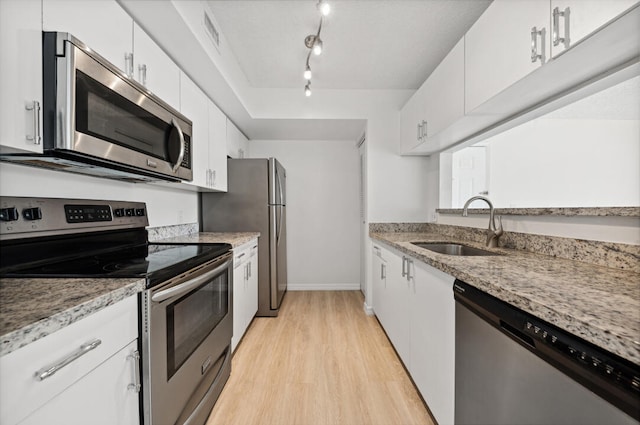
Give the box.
[462,196,503,248]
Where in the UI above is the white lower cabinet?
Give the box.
[232,239,258,352]
[0,295,140,425]
[371,241,455,425]
[410,260,456,425]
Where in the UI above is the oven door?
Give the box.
[142,252,233,425]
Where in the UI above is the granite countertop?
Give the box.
[0,277,145,357]
[152,232,260,248]
[371,231,640,366]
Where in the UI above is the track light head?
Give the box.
[303,65,312,81]
[304,83,312,97]
[313,38,323,55]
[317,0,330,16]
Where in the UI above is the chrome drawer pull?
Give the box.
[34,339,102,381]
[127,350,141,392]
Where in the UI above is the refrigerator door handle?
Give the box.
[277,205,283,246]
[276,166,285,206]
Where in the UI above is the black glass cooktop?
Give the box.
[1,242,231,288]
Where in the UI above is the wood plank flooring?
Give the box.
[206,291,434,425]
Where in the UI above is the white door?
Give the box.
[358,137,367,297]
[451,146,488,208]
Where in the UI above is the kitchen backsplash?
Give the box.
[370,223,640,273]
[148,223,199,242]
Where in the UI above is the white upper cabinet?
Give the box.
[133,23,180,110]
[0,0,43,154]
[43,0,134,75]
[208,101,228,192]
[399,82,428,153]
[422,38,465,141]
[550,0,639,57]
[400,38,465,154]
[180,73,209,190]
[226,119,249,159]
[180,72,228,192]
[465,0,550,114]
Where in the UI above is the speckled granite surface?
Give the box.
[437,207,640,217]
[147,222,198,240]
[370,231,640,365]
[152,232,260,248]
[0,278,145,356]
[370,223,640,273]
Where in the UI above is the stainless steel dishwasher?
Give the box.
[453,280,640,425]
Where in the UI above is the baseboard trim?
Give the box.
[287,283,361,291]
[363,302,374,316]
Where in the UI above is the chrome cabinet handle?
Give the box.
[380,263,386,280]
[127,350,141,392]
[530,27,544,63]
[421,120,427,139]
[124,52,134,78]
[401,256,407,278]
[211,169,216,187]
[552,7,569,48]
[25,100,41,144]
[248,261,252,278]
[417,123,421,141]
[406,259,413,280]
[34,339,102,381]
[138,64,147,86]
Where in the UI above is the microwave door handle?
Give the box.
[170,118,185,172]
[151,258,231,302]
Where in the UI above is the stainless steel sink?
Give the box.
[411,242,500,256]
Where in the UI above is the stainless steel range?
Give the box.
[0,196,233,425]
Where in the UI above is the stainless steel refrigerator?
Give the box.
[201,158,287,317]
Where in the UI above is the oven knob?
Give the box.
[135,208,145,217]
[125,208,135,217]
[0,207,19,222]
[22,207,42,221]
[114,208,125,217]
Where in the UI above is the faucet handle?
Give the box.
[495,215,504,235]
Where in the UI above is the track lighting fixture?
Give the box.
[318,0,331,16]
[302,1,330,96]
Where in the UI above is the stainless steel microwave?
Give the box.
[1,32,192,182]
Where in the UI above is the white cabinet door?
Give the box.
[382,247,411,365]
[180,73,209,190]
[371,245,388,327]
[208,101,228,192]
[133,23,180,110]
[232,250,247,352]
[410,262,455,425]
[423,38,465,139]
[226,119,248,159]
[0,0,43,154]
[20,340,139,425]
[43,0,133,74]
[399,83,428,153]
[465,0,550,113]
[550,0,639,57]
[246,243,259,324]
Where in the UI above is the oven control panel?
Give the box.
[0,197,148,240]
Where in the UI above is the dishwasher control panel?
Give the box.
[523,317,640,397]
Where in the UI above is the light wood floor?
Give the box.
[206,291,434,425]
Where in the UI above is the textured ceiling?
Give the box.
[206,0,491,90]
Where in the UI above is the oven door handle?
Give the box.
[151,258,232,303]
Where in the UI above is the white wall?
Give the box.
[249,139,361,290]
[487,118,640,208]
[0,162,199,227]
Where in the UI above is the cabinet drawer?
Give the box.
[0,295,138,425]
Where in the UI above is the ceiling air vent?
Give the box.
[204,12,220,49]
